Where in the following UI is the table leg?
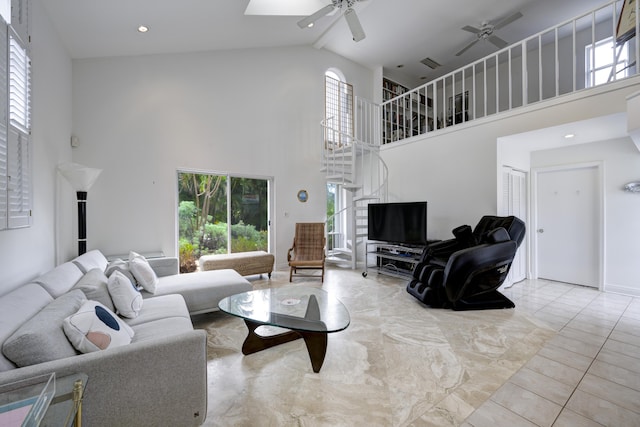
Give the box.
[300,331,328,373]
[241,319,300,355]
[240,319,329,372]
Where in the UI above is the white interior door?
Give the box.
[535,165,600,288]
[502,167,527,285]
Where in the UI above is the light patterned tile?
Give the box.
[596,348,640,374]
[614,318,640,338]
[609,329,640,347]
[553,409,605,427]
[588,360,640,392]
[464,400,538,427]
[566,389,640,427]
[602,339,640,359]
[577,373,640,413]
[563,318,615,337]
[546,334,601,358]
[557,326,607,347]
[525,354,585,387]
[508,367,574,406]
[537,344,593,372]
[490,382,562,427]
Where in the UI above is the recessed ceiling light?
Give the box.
[564,133,575,139]
[138,25,149,33]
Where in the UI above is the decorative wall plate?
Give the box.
[297,189,308,202]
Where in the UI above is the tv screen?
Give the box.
[367,202,427,246]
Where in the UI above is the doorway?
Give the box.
[502,166,527,285]
[532,163,602,288]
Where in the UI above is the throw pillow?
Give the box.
[128,251,158,294]
[71,268,115,312]
[63,300,134,353]
[107,270,143,318]
[105,258,137,286]
[2,290,87,367]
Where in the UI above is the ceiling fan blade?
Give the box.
[461,25,481,34]
[488,35,508,49]
[297,3,336,29]
[344,8,366,42]
[492,11,523,30]
[455,39,480,56]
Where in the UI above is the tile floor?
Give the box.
[194,268,640,427]
[464,278,640,427]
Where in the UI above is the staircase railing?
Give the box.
[322,114,388,269]
[382,0,638,144]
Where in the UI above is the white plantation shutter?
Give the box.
[0,16,7,230]
[1,24,31,229]
[9,30,29,131]
[7,126,29,227]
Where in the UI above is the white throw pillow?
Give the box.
[105,258,137,287]
[63,300,134,353]
[128,251,158,294]
[107,270,143,318]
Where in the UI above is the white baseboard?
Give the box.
[604,283,640,297]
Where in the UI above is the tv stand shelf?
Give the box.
[363,241,424,279]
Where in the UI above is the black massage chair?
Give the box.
[407,215,526,310]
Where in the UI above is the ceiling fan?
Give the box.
[455,11,523,56]
[297,0,367,42]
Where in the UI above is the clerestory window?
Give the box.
[585,36,629,88]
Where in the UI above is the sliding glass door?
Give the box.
[177,171,270,271]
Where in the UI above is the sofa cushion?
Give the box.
[123,294,190,327]
[130,317,194,343]
[71,268,115,312]
[33,262,84,298]
[73,249,108,274]
[63,300,134,353]
[107,271,143,319]
[105,258,137,285]
[146,269,252,314]
[2,290,86,367]
[128,252,158,294]
[0,283,54,371]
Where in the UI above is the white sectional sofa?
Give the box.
[0,250,252,426]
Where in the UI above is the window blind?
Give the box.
[0,16,7,230]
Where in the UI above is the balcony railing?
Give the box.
[381,0,639,145]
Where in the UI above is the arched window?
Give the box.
[324,69,353,147]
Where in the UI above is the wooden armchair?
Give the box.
[287,222,326,282]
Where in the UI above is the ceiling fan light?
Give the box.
[297,3,335,29]
[344,8,365,42]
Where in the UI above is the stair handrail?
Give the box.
[322,118,388,267]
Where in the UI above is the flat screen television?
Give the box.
[367,201,427,246]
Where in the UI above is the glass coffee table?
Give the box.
[218,287,350,373]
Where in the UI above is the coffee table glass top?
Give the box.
[218,286,350,333]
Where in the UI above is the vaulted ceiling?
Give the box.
[42,0,610,85]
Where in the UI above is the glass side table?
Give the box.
[0,373,87,427]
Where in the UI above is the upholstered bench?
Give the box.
[199,251,274,278]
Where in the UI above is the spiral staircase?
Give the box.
[321,98,388,269]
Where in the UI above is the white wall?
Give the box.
[70,47,373,268]
[531,137,640,296]
[0,0,73,294]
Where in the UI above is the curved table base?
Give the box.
[241,319,328,373]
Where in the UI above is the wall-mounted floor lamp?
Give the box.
[58,162,102,256]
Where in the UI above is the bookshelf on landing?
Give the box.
[382,78,433,145]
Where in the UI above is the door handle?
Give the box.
[537,228,544,233]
